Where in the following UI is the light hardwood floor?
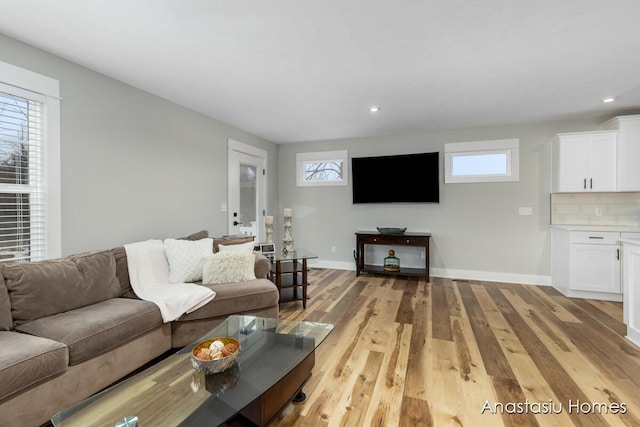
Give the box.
[272,269,640,427]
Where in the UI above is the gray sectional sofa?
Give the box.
[0,231,279,427]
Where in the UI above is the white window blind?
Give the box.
[0,89,46,262]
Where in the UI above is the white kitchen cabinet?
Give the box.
[551,131,617,193]
[601,115,640,191]
[570,241,620,293]
[552,228,627,301]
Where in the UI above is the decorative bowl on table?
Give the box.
[191,337,240,374]
[377,227,407,235]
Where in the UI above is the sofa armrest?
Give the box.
[254,254,271,279]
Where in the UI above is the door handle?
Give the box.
[233,221,240,226]
[590,178,593,189]
[584,178,587,189]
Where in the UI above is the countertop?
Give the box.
[550,225,640,232]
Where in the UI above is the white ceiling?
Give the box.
[1,1,640,143]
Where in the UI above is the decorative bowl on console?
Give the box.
[376,227,407,235]
[191,337,240,374]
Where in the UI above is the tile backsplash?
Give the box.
[551,192,640,226]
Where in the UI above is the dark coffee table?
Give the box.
[51,315,333,426]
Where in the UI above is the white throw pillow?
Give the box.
[202,252,257,284]
[164,238,213,283]
[217,241,256,254]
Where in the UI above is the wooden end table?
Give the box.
[268,248,317,309]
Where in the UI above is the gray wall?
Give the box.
[0,32,620,283]
[278,119,606,284]
[0,33,278,255]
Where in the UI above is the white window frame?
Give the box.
[296,150,348,187]
[444,138,519,183]
[0,61,61,260]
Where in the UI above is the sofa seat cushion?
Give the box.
[15,298,162,366]
[176,279,278,322]
[0,331,68,401]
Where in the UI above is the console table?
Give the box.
[355,231,431,281]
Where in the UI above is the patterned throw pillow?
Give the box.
[213,236,254,252]
[164,238,213,283]
[202,252,256,284]
[217,241,256,254]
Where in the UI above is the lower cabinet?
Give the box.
[552,229,639,301]
[570,242,620,293]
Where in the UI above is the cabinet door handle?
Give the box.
[588,236,604,239]
[590,178,593,189]
[617,248,620,260]
[584,178,587,189]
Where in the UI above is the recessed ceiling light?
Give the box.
[601,97,617,103]
[369,105,381,113]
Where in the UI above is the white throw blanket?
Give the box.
[124,239,216,322]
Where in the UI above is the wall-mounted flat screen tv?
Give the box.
[351,152,439,203]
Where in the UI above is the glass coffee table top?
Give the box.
[51,315,333,427]
[267,247,318,262]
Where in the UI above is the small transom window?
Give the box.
[296,150,348,186]
[445,139,519,183]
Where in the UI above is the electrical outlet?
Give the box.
[221,203,228,212]
[595,207,603,216]
[518,207,533,215]
[421,251,425,259]
[331,246,336,254]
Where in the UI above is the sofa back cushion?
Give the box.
[2,251,122,325]
[111,246,135,298]
[0,275,12,330]
[181,230,210,242]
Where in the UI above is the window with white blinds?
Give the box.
[0,89,46,262]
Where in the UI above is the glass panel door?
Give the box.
[227,141,266,239]
[238,163,257,236]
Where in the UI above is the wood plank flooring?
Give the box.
[272,269,640,427]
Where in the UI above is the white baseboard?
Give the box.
[309,259,551,286]
[552,286,622,302]
[627,327,640,349]
[310,259,356,271]
[430,267,551,286]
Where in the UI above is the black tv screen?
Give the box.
[351,152,439,203]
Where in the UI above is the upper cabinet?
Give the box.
[601,115,640,192]
[551,130,617,193]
